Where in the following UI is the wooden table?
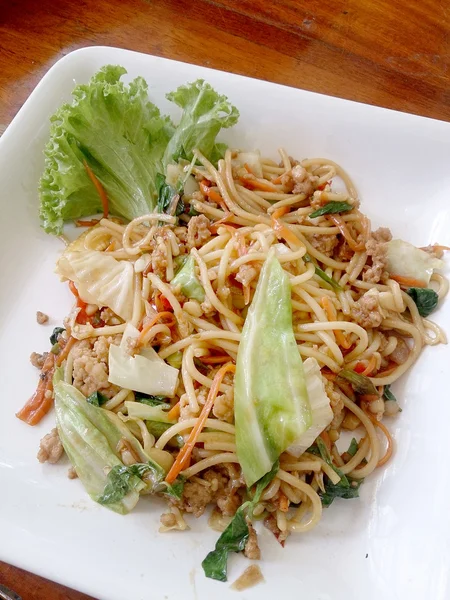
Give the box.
[0,0,449,598]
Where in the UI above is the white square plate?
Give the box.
[1,47,449,600]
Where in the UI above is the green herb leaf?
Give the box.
[135,393,168,407]
[406,287,439,317]
[86,391,109,407]
[156,173,185,216]
[304,254,342,291]
[337,369,378,395]
[316,438,350,488]
[347,437,358,457]
[202,460,279,582]
[202,507,249,582]
[145,420,184,448]
[383,385,397,403]
[159,476,185,500]
[320,478,363,507]
[98,464,146,505]
[309,201,353,219]
[166,351,183,369]
[50,327,65,345]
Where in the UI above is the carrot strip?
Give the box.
[75,219,100,227]
[359,394,380,403]
[329,215,365,252]
[239,177,277,192]
[167,401,181,421]
[201,355,231,364]
[105,240,116,252]
[68,280,79,297]
[271,206,302,247]
[137,311,175,347]
[271,175,284,185]
[16,352,56,425]
[375,361,398,378]
[354,361,367,374]
[207,189,228,211]
[56,336,77,367]
[319,430,332,454]
[321,297,351,349]
[154,294,173,313]
[165,363,236,483]
[83,161,109,218]
[390,274,427,288]
[200,179,211,196]
[362,354,377,377]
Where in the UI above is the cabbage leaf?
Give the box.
[171,255,205,302]
[108,345,179,397]
[234,250,311,487]
[386,239,444,286]
[287,357,333,457]
[56,249,135,321]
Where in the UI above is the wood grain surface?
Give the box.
[0,0,449,598]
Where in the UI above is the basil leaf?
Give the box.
[347,437,359,457]
[320,478,363,507]
[86,391,109,407]
[50,327,65,345]
[316,438,350,488]
[309,201,353,219]
[250,459,280,506]
[406,287,439,317]
[337,369,378,395]
[383,385,397,403]
[156,173,184,216]
[202,460,279,581]
[202,506,250,582]
[304,254,342,291]
[98,464,145,505]
[135,393,168,407]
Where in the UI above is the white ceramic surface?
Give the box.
[1,47,449,600]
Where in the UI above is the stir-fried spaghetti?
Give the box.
[21,146,448,577]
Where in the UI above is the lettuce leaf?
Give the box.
[163,79,239,167]
[234,250,311,487]
[39,65,174,234]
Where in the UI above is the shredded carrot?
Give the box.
[16,352,56,425]
[319,430,332,454]
[367,413,394,467]
[239,177,277,192]
[155,293,173,313]
[199,179,210,196]
[359,394,380,403]
[322,371,337,381]
[328,215,365,252]
[362,354,377,376]
[390,274,427,288]
[201,355,231,364]
[375,361,398,378]
[165,363,236,484]
[420,244,450,253]
[83,161,109,218]
[321,296,351,349]
[75,219,100,227]
[56,336,77,367]
[278,492,290,512]
[207,189,228,211]
[210,217,237,234]
[167,401,181,421]
[271,206,302,247]
[68,280,78,297]
[105,240,116,252]
[137,312,175,347]
[271,175,284,184]
[243,163,254,175]
[354,361,367,374]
